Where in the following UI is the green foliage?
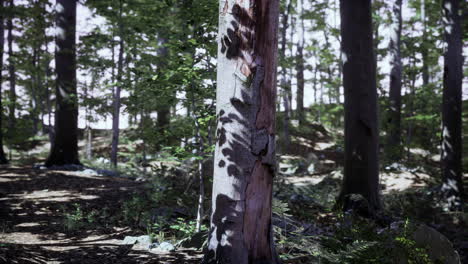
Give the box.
[317,217,432,264]
[169,217,207,240]
[62,203,98,232]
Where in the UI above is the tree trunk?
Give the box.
[190,90,205,233]
[0,0,8,164]
[202,0,280,263]
[45,0,80,167]
[111,0,124,168]
[296,0,305,125]
[156,38,170,147]
[279,0,291,152]
[338,0,381,214]
[84,81,92,160]
[7,0,15,135]
[421,0,429,87]
[441,0,463,210]
[387,0,403,161]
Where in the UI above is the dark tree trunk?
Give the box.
[111,0,124,168]
[421,0,429,87]
[7,0,15,135]
[279,0,291,152]
[203,0,280,263]
[156,37,170,144]
[0,0,8,164]
[31,46,40,135]
[45,0,80,167]
[441,0,463,210]
[295,0,305,125]
[387,0,403,161]
[338,0,381,214]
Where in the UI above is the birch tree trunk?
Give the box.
[111,0,124,168]
[45,0,80,166]
[338,0,381,214]
[441,0,463,211]
[387,0,403,161]
[202,0,280,263]
[0,0,8,164]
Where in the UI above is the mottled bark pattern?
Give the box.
[203,0,280,263]
[387,0,403,160]
[441,0,463,210]
[338,0,381,213]
[45,0,80,166]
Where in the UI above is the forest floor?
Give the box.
[0,166,202,263]
[0,121,467,263]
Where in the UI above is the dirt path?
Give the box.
[0,165,202,263]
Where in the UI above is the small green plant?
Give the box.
[62,204,101,232]
[63,203,86,231]
[169,217,207,240]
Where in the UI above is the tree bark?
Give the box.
[84,80,92,160]
[295,0,305,125]
[279,0,291,152]
[7,0,15,135]
[45,0,80,166]
[111,0,124,168]
[0,0,8,164]
[202,0,280,263]
[338,0,381,214]
[156,37,170,148]
[441,0,463,210]
[421,0,429,87]
[387,0,403,161]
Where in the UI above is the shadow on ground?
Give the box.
[0,166,202,263]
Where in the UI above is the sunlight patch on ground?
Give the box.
[314,142,335,150]
[15,222,41,228]
[381,171,430,194]
[4,190,99,202]
[285,175,327,186]
[293,136,315,148]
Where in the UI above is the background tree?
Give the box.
[0,0,8,164]
[387,0,403,161]
[441,0,463,211]
[338,0,380,213]
[203,0,281,262]
[45,0,80,166]
[110,0,125,167]
[7,0,16,136]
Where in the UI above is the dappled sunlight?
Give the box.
[381,171,431,194]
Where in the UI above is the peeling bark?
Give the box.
[441,0,463,210]
[203,0,280,263]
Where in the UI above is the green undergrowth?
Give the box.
[273,196,434,264]
[59,161,209,246]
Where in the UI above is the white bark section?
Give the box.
[213,0,251,202]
